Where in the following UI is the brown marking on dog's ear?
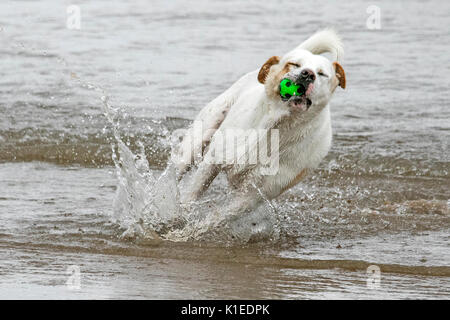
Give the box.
[333,62,346,89]
[258,56,280,84]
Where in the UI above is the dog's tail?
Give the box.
[297,28,344,62]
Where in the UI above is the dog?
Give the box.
[170,29,346,219]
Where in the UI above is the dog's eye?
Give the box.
[318,70,328,77]
[288,62,301,68]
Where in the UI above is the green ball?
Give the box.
[279,78,304,100]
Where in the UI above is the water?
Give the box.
[0,0,449,299]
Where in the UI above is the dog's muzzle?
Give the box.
[287,69,315,111]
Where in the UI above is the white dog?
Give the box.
[171,29,346,218]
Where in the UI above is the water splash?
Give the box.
[100,96,280,244]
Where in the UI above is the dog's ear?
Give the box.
[333,62,346,89]
[258,56,280,84]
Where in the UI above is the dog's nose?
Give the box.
[299,69,316,82]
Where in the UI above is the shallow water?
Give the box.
[0,0,449,299]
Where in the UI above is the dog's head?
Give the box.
[257,48,346,113]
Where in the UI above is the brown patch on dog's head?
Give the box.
[261,59,298,100]
[258,56,280,84]
[333,61,346,89]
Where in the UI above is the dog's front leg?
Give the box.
[181,162,220,204]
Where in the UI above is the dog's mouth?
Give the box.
[288,95,312,111]
[279,79,314,112]
[286,82,314,111]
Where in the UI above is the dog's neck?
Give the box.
[263,96,329,133]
